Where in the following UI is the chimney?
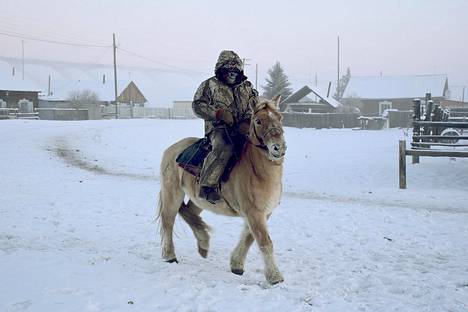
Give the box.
[103,74,106,84]
[12,67,15,76]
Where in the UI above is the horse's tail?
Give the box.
[155,189,164,244]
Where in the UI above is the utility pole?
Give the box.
[21,40,25,80]
[337,36,340,97]
[113,33,118,119]
[462,86,465,107]
[48,75,51,96]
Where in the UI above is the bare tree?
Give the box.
[337,94,363,114]
[67,89,100,108]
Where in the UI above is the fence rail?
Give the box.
[281,113,361,128]
[101,106,196,119]
[399,99,468,189]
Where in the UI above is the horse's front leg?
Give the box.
[230,222,254,275]
[245,210,283,284]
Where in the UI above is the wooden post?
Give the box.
[399,140,407,189]
[412,99,421,164]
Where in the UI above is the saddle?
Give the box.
[176,135,246,183]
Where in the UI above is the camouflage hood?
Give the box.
[214,50,247,85]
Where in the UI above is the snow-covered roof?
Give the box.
[0,56,207,107]
[448,85,467,102]
[41,79,133,102]
[343,74,448,99]
[283,85,341,108]
[0,61,42,92]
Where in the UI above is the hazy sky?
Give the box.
[1,0,468,89]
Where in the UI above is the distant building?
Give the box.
[1,55,205,107]
[342,74,449,116]
[0,63,42,108]
[281,85,341,113]
[0,88,41,109]
[117,81,147,106]
[41,79,147,106]
[441,85,467,108]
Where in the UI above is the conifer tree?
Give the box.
[261,62,293,101]
[334,67,351,100]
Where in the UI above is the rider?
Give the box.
[192,50,259,203]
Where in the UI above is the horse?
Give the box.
[157,95,287,284]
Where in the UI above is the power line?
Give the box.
[117,46,208,75]
[0,30,111,48]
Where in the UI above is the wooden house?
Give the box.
[342,74,449,116]
[281,85,341,113]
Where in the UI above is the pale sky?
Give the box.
[1,0,468,90]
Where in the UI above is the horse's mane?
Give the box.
[253,100,282,119]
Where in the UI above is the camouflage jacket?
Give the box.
[192,50,258,134]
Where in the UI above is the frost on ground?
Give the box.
[1,119,467,312]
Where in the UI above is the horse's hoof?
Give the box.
[231,268,244,276]
[165,258,178,264]
[269,278,284,285]
[266,271,284,285]
[198,246,208,258]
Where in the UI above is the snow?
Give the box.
[343,74,448,99]
[1,119,467,311]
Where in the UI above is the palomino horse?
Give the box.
[157,95,286,284]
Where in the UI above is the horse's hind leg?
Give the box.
[158,185,184,263]
[179,200,211,258]
[230,222,254,275]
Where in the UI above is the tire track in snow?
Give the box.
[50,137,158,182]
[283,191,468,214]
[49,136,466,215]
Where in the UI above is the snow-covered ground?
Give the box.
[1,119,467,312]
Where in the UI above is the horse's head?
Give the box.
[249,95,287,161]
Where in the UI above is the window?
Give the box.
[379,100,392,115]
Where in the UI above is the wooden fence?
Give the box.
[399,99,468,189]
[281,113,360,129]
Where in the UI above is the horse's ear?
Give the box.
[271,94,282,109]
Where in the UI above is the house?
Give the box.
[117,81,147,106]
[441,85,467,108]
[41,79,147,105]
[0,62,42,108]
[342,74,449,116]
[281,85,341,113]
[1,55,206,107]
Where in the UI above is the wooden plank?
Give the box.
[411,142,468,147]
[412,135,468,140]
[413,121,468,128]
[406,149,468,157]
[399,140,406,189]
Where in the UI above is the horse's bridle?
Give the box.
[251,110,282,151]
